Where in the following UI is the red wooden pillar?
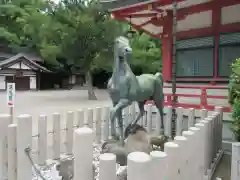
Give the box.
[162,12,173,82]
[212,1,221,80]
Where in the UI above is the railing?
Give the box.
[148,85,231,113]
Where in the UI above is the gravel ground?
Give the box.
[212,154,231,180]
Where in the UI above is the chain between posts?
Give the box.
[25,147,48,180]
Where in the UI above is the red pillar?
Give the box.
[212,1,221,80]
[162,12,173,82]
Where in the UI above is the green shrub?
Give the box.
[231,101,240,141]
[229,57,240,141]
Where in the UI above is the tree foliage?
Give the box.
[0,0,162,98]
[229,57,240,141]
[131,32,162,73]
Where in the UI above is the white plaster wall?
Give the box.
[177,10,212,32]
[0,69,36,76]
[142,24,163,34]
[8,63,20,69]
[0,76,5,90]
[30,76,36,90]
[21,63,31,70]
[221,4,240,24]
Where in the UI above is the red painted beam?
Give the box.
[220,22,240,33]
[176,22,240,40]
[175,0,240,22]
[112,0,184,15]
[114,13,158,18]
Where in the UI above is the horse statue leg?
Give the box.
[116,109,124,146]
[154,97,164,135]
[109,99,131,146]
[110,102,117,139]
[124,101,145,138]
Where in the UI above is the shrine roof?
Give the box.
[99,0,218,39]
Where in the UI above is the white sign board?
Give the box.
[7,83,15,107]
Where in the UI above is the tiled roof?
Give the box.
[0,53,51,73]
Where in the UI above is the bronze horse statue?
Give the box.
[107,36,165,146]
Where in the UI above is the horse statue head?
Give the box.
[114,36,132,59]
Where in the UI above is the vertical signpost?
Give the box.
[7,83,15,124]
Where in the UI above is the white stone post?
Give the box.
[8,124,17,180]
[95,107,102,144]
[127,152,151,180]
[99,153,116,180]
[52,113,61,160]
[215,107,223,151]
[17,114,32,180]
[150,151,167,180]
[210,112,219,159]
[231,142,240,180]
[204,117,214,170]
[77,109,84,128]
[176,107,183,136]
[164,142,180,180]
[66,111,74,155]
[155,110,161,136]
[208,115,216,166]
[38,115,47,165]
[0,114,11,179]
[174,136,188,179]
[165,106,172,137]
[73,127,93,180]
[146,104,153,133]
[189,126,201,179]
[199,119,211,175]
[103,107,110,141]
[182,131,195,180]
[86,108,94,128]
[188,108,195,128]
[195,122,206,178]
[200,109,208,119]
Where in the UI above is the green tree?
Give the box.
[229,57,240,141]
[0,0,61,64]
[50,0,121,99]
[130,32,162,74]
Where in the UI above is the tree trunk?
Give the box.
[85,70,97,100]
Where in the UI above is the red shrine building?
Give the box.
[101,0,240,83]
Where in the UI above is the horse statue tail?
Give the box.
[155,72,164,86]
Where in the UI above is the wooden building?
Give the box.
[0,53,51,91]
[101,0,240,83]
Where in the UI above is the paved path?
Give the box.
[0,89,111,134]
[212,154,231,180]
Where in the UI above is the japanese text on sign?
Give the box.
[7,83,15,107]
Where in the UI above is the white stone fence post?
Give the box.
[0,105,224,180]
